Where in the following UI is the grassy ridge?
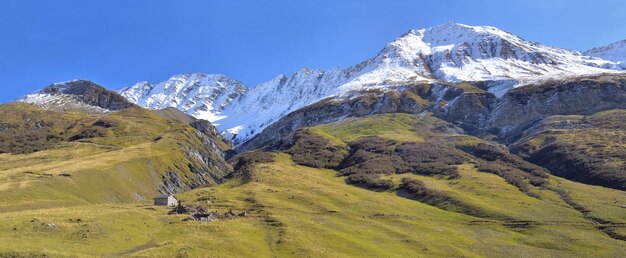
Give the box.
[310,113,435,143]
[0,103,231,212]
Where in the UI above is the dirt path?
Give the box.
[110,239,159,257]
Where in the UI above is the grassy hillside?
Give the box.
[2,110,626,256]
[2,153,625,257]
[282,113,626,247]
[0,103,232,212]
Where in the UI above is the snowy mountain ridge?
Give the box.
[118,73,248,122]
[113,23,623,144]
[584,39,626,69]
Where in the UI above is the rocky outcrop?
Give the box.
[19,80,136,113]
[190,120,223,142]
[483,75,626,141]
[42,80,136,111]
[429,84,495,129]
[154,107,228,148]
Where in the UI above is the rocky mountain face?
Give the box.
[484,75,626,138]
[20,80,136,113]
[118,23,623,145]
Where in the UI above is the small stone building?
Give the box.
[153,194,178,206]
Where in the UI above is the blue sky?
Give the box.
[1,0,625,103]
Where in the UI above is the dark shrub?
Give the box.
[397,177,498,219]
[459,143,509,161]
[460,143,550,178]
[347,136,396,155]
[68,126,107,141]
[396,142,466,165]
[228,151,275,183]
[399,178,430,196]
[0,129,64,154]
[528,176,548,187]
[338,136,405,174]
[339,149,382,168]
[526,142,626,191]
[477,161,540,198]
[229,150,274,165]
[286,130,348,168]
[92,119,118,128]
[549,187,589,213]
[339,155,410,176]
[339,137,461,179]
[412,163,460,178]
[346,172,394,190]
[398,178,454,208]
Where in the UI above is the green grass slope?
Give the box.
[1,111,626,257]
[0,103,231,212]
[2,153,625,257]
[304,114,625,220]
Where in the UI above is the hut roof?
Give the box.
[154,194,174,199]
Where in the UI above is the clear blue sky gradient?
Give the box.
[1,0,625,103]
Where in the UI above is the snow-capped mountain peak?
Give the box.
[340,22,621,93]
[420,22,514,44]
[400,23,619,82]
[117,73,249,122]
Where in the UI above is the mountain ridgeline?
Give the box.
[118,23,624,145]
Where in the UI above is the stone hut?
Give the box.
[153,194,178,206]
